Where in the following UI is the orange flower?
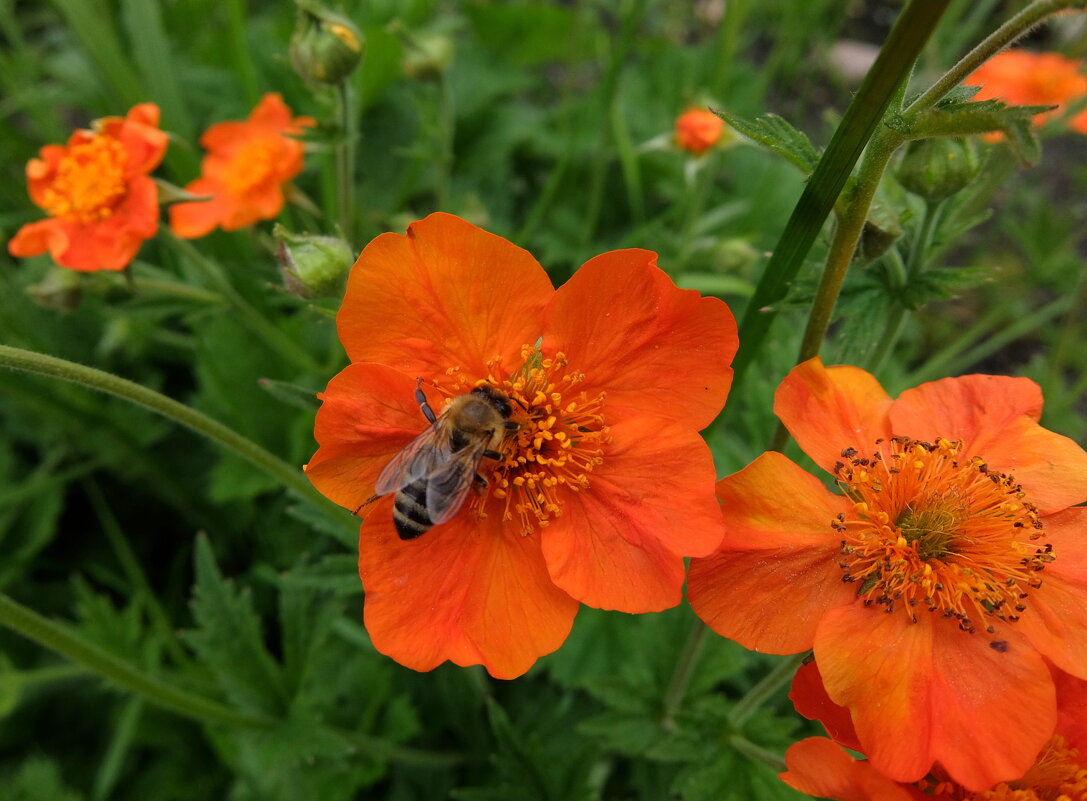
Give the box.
[8,103,167,272]
[169,93,314,238]
[674,108,725,155]
[965,49,1087,131]
[782,669,1087,801]
[305,212,737,678]
[687,357,1087,790]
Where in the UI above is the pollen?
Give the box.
[831,437,1054,634]
[921,735,1085,800]
[39,136,129,223]
[439,344,609,535]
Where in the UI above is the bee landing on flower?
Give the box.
[687,357,1087,791]
[305,213,738,679]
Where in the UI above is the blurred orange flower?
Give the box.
[674,108,725,154]
[8,103,167,272]
[305,212,737,678]
[782,668,1087,801]
[965,49,1087,132]
[687,357,1087,790]
[169,93,314,238]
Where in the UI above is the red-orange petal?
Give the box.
[539,418,724,612]
[789,660,861,752]
[781,738,920,801]
[543,249,737,430]
[337,213,553,378]
[169,178,230,240]
[1016,507,1087,677]
[814,605,1056,791]
[889,374,1087,512]
[358,504,579,679]
[305,364,429,513]
[686,451,855,653]
[1052,666,1087,753]
[775,358,894,475]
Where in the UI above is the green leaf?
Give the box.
[7,756,85,801]
[715,110,820,173]
[901,265,994,309]
[183,536,289,716]
[890,98,1049,164]
[672,750,804,801]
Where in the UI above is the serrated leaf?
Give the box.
[902,265,994,308]
[893,99,1049,164]
[277,583,342,696]
[9,756,85,801]
[673,749,803,801]
[183,536,289,716]
[714,109,820,173]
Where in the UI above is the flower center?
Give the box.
[921,736,1085,801]
[434,345,609,535]
[223,136,280,194]
[40,136,128,222]
[831,437,1054,634]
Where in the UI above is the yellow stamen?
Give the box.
[40,136,129,222]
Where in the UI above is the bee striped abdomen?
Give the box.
[393,479,434,539]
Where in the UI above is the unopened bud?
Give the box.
[895,137,981,203]
[675,108,727,155]
[400,29,454,81]
[275,224,354,299]
[290,0,363,85]
[855,201,903,265]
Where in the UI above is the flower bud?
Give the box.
[895,137,981,203]
[675,108,727,155]
[290,0,363,85]
[855,201,903,265]
[397,24,455,81]
[275,224,354,299]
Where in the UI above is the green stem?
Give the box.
[710,0,747,97]
[104,272,226,305]
[728,651,809,729]
[904,0,1087,116]
[164,232,324,374]
[336,79,358,244]
[730,0,948,386]
[660,618,709,730]
[727,734,786,772]
[864,248,910,374]
[0,592,271,728]
[435,73,455,210]
[0,345,347,533]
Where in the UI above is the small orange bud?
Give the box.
[674,108,725,155]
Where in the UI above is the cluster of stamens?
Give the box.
[831,436,1054,634]
[921,735,1085,799]
[40,136,129,222]
[436,345,609,535]
[223,136,278,194]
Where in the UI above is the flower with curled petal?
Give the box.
[306,212,738,678]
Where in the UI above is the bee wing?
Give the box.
[374,426,453,496]
[425,441,488,526]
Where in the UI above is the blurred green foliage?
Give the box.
[1,0,1085,798]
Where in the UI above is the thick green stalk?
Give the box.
[660,618,709,730]
[0,592,271,729]
[730,0,950,385]
[0,345,347,532]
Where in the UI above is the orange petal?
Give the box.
[538,418,724,612]
[544,249,738,430]
[169,178,231,239]
[775,358,894,474]
[7,219,63,260]
[815,605,1055,791]
[781,738,919,801]
[358,505,579,679]
[1052,666,1087,753]
[1016,507,1087,677]
[337,213,552,377]
[890,375,1087,512]
[686,451,855,653]
[305,364,429,512]
[789,661,861,752]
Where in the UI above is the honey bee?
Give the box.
[374,380,518,540]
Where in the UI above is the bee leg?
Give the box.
[474,473,489,489]
[415,377,437,425]
[482,449,502,460]
[503,420,519,430]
